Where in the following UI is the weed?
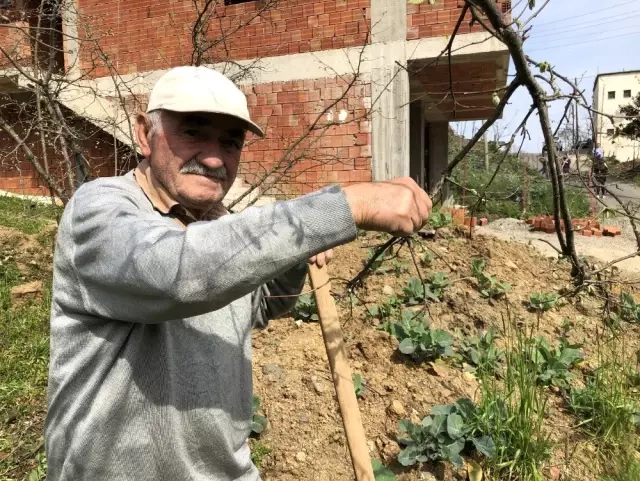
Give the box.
[528,292,561,311]
[250,440,272,469]
[291,293,318,322]
[475,314,553,481]
[26,452,47,481]
[396,398,495,468]
[459,327,505,376]
[599,449,640,481]
[567,364,639,442]
[420,251,434,267]
[471,259,511,299]
[250,395,268,436]
[618,292,640,324]
[528,336,583,389]
[353,373,365,398]
[380,311,454,362]
[402,278,424,305]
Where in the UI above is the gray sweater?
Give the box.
[44,172,357,481]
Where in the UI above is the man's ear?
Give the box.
[135,113,153,158]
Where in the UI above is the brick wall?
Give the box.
[239,75,371,196]
[0,101,133,197]
[0,20,31,68]
[77,0,370,78]
[407,0,511,40]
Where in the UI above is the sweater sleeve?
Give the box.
[66,179,356,323]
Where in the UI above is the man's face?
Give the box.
[137,110,246,210]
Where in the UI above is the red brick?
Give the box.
[582,229,593,237]
[592,229,603,237]
[479,218,488,226]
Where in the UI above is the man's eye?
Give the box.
[184,129,199,137]
[223,138,241,149]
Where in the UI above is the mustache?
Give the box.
[180,160,228,180]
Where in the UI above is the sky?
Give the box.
[452,0,640,153]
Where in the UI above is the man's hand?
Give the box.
[343,177,432,236]
[309,249,333,268]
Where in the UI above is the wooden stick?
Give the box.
[308,264,375,481]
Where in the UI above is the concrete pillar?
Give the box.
[427,121,451,203]
[409,101,425,188]
[370,0,410,181]
[61,0,81,80]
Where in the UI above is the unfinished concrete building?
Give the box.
[0,0,510,204]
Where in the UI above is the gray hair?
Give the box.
[148,110,163,137]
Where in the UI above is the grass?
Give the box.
[250,440,272,469]
[475,311,553,481]
[0,195,60,235]
[567,333,639,446]
[0,196,53,481]
[450,152,590,219]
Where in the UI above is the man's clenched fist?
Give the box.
[343,178,432,236]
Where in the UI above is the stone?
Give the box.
[505,259,518,270]
[382,285,394,296]
[388,400,406,416]
[310,375,326,394]
[295,451,306,463]
[10,280,43,304]
[262,364,284,380]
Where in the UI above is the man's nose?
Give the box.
[197,141,226,169]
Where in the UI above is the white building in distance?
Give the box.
[593,70,640,162]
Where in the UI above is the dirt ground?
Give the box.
[251,229,640,481]
[2,221,639,481]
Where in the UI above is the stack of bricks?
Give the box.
[441,207,488,228]
[527,216,621,238]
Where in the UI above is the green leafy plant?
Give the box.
[426,272,450,301]
[396,398,495,469]
[459,327,505,376]
[471,259,511,299]
[402,278,424,305]
[371,458,397,481]
[353,373,365,398]
[420,251,434,267]
[618,292,640,323]
[367,296,402,320]
[528,336,583,388]
[291,293,318,322]
[428,211,453,229]
[251,395,268,435]
[528,292,561,312]
[380,311,454,362]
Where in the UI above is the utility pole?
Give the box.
[484,131,489,171]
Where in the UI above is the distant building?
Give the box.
[593,70,640,162]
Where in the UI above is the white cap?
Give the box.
[146,66,264,137]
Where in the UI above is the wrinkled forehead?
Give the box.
[162,110,247,139]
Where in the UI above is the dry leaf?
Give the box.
[467,459,483,481]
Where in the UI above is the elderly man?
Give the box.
[44,66,432,481]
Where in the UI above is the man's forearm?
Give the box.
[67,180,356,323]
